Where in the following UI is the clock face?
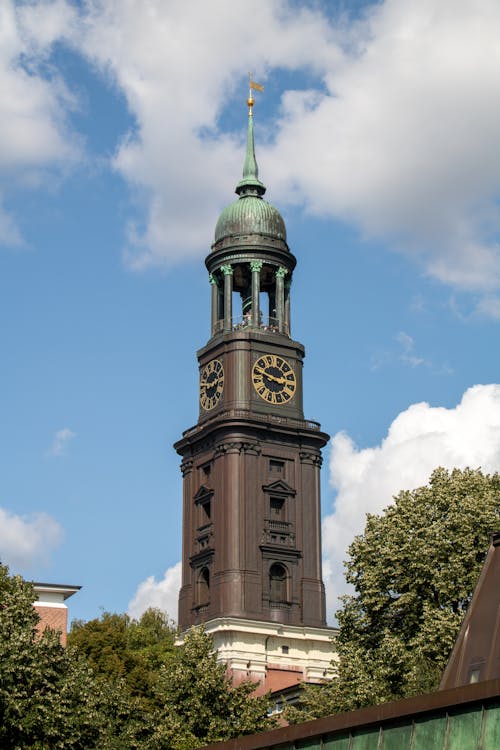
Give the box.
[252,354,296,405]
[199,359,224,411]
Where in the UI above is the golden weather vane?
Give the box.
[247,72,264,113]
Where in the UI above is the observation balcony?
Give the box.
[263,519,295,547]
[212,315,289,337]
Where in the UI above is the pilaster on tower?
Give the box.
[174,88,335,695]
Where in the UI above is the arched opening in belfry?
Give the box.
[197,567,210,605]
[210,261,291,336]
[269,562,288,604]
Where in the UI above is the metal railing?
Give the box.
[266,519,292,532]
[212,316,289,336]
[262,519,296,547]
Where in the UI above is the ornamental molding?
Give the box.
[193,485,214,504]
[250,260,264,273]
[299,451,323,467]
[181,458,194,476]
[189,548,215,568]
[261,479,296,496]
[210,252,295,273]
[214,440,243,457]
[259,545,302,562]
[240,441,261,456]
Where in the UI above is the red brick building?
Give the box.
[33,582,81,646]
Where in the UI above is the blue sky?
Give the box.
[1,0,500,625]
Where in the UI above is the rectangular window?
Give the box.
[269,459,284,473]
[270,497,285,518]
[469,667,481,683]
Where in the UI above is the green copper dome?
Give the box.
[213,101,287,245]
[214,194,286,243]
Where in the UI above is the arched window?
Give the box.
[197,567,210,605]
[269,563,287,604]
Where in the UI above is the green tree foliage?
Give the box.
[68,608,176,706]
[1,571,273,749]
[291,467,500,721]
[0,562,132,749]
[149,626,277,750]
[70,615,275,748]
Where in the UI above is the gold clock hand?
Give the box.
[264,372,282,384]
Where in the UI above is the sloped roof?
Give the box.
[440,531,500,690]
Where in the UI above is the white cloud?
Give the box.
[395,331,425,368]
[0,194,23,246]
[67,0,500,299]
[0,507,63,569]
[371,331,430,371]
[65,0,336,269]
[323,384,500,621]
[128,561,181,621]
[476,296,500,320]
[265,0,500,297]
[0,0,80,245]
[48,427,76,456]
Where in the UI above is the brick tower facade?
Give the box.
[175,87,334,692]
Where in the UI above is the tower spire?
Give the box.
[236,75,266,197]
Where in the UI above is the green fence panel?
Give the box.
[380,723,412,749]
[351,727,380,750]
[482,701,500,750]
[412,715,447,749]
[447,707,483,749]
[296,739,322,750]
[323,733,351,750]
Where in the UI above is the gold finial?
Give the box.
[247,72,263,113]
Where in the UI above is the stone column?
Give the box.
[178,458,194,630]
[284,277,291,335]
[250,260,263,328]
[276,266,288,334]
[221,264,233,332]
[209,273,218,336]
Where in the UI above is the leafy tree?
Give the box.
[68,608,176,706]
[69,611,275,748]
[149,626,277,750]
[290,467,500,720]
[0,565,273,748]
[0,562,123,749]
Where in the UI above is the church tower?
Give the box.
[175,87,334,693]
